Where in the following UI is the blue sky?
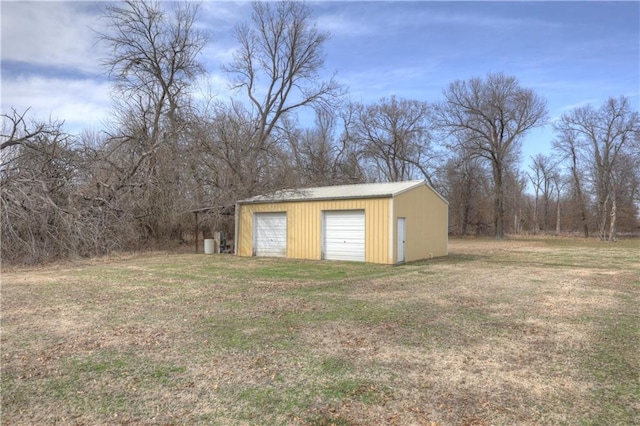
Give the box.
[2,1,638,164]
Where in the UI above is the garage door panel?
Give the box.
[254,213,286,257]
[323,210,365,262]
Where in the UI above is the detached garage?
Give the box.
[235,180,448,264]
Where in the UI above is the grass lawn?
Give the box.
[1,237,639,425]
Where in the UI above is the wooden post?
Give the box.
[194,211,199,253]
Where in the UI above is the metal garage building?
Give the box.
[235,180,448,264]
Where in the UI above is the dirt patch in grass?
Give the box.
[2,237,639,425]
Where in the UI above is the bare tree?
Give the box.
[97,0,208,241]
[527,157,543,234]
[1,108,150,264]
[224,0,342,190]
[502,165,528,236]
[282,107,363,186]
[606,144,640,240]
[435,73,547,239]
[550,172,567,236]
[1,113,79,263]
[554,96,639,241]
[349,96,437,184]
[194,100,266,203]
[444,149,492,236]
[100,0,207,123]
[552,129,590,237]
[0,108,57,152]
[527,154,557,233]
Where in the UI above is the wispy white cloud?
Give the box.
[201,42,237,68]
[199,1,251,30]
[192,72,236,103]
[314,3,563,40]
[420,10,563,30]
[315,12,376,37]
[2,75,111,133]
[1,2,111,132]
[337,63,442,103]
[558,99,598,112]
[1,2,107,75]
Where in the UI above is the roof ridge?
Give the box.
[238,180,432,204]
[285,180,424,192]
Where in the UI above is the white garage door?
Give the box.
[323,210,365,262]
[254,212,287,257]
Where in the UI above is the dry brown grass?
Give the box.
[2,237,639,425]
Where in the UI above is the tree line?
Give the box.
[2,1,639,264]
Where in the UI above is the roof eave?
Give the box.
[237,193,395,205]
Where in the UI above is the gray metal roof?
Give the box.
[237,180,435,204]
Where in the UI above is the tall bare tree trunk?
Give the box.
[532,194,539,234]
[608,187,617,242]
[461,201,470,236]
[493,163,505,239]
[598,193,609,241]
[570,159,588,238]
[555,195,561,236]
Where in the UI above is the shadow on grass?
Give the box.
[397,252,489,268]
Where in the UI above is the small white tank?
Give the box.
[204,239,215,254]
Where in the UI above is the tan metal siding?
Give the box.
[237,198,392,263]
[393,185,448,261]
[365,198,389,263]
[289,201,321,260]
